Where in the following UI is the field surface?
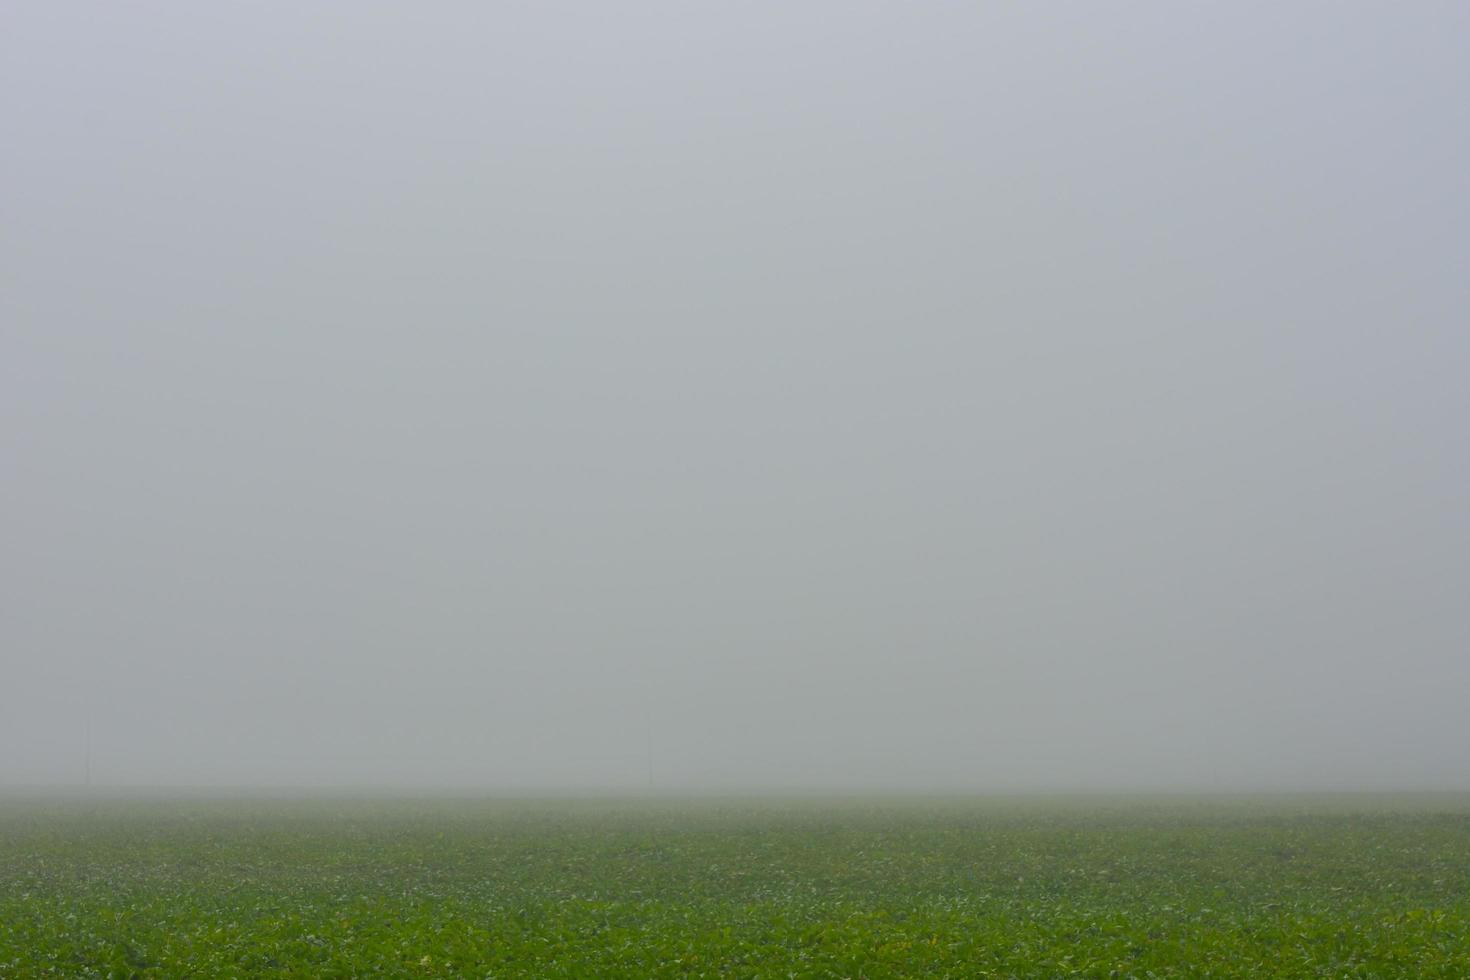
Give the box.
[2,795,1469,977]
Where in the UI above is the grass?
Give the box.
[2,794,1469,977]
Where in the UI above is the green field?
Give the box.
[3,795,1469,977]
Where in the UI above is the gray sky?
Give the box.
[4,2,1467,791]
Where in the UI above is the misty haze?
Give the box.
[3,2,1468,976]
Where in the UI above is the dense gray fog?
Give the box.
[4,2,1467,792]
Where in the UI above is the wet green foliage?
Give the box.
[2,795,1469,977]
